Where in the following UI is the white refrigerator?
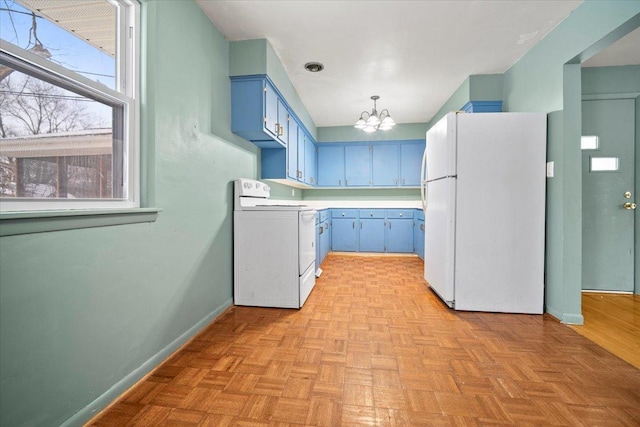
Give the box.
[420,112,546,314]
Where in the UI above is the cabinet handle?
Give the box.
[319,227,324,235]
[360,222,362,229]
[342,213,345,217]
[399,213,403,217]
[420,224,424,231]
[389,221,392,229]
[352,221,355,229]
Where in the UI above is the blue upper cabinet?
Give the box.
[263,115,317,187]
[400,142,424,187]
[317,145,345,187]
[372,144,399,186]
[316,140,425,188]
[345,145,371,186]
[303,131,316,186]
[231,76,290,148]
[287,119,299,180]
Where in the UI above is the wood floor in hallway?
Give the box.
[89,255,640,426]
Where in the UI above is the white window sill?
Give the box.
[0,208,160,236]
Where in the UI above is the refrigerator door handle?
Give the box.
[420,149,428,211]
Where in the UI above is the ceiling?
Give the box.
[582,26,640,68]
[196,0,585,127]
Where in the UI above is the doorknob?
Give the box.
[623,202,637,210]
[624,191,631,199]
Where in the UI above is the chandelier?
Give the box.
[354,95,396,133]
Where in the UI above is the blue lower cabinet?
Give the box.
[387,218,414,253]
[331,218,358,251]
[359,218,386,252]
[320,221,331,263]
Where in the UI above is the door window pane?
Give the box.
[590,157,619,172]
[581,135,599,150]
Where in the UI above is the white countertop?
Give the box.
[302,200,422,210]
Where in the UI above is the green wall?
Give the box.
[501,1,640,322]
[317,123,428,143]
[428,74,504,130]
[303,188,421,201]
[0,1,260,426]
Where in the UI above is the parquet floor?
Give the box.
[89,255,640,426]
[570,292,640,369]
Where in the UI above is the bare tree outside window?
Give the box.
[0,1,118,200]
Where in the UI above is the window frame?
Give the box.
[0,0,140,212]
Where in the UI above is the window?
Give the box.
[0,0,139,211]
[590,157,619,172]
[581,135,599,150]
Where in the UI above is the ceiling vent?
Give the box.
[304,62,324,72]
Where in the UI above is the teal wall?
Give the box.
[501,1,640,322]
[428,74,503,129]
[229,39,267,76]
[317,123,428,142]
[582,65,640,295]
[303,188,420,201]
[469,74,504,102]
[0,1,261,426]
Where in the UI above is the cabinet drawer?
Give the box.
[359,209,385,219]
[332,209,358,219]
[387,209,414,219]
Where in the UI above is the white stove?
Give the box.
[233,178,317,308]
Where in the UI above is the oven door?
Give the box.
[298,210,317,274]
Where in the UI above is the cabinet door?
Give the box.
[414,219,425,259]
[372,144,399,186]
[323,222,331,261]
[320,221,330,265]
[264,81,279,139]
[316,222,321,271]
[400,143,424,186]
[345,145,370,186]
[387,219,414,253]
[317,145,345,187]
[287,119,299,180]
[304,136,316,185]
[359,219,386,252]
[331,218,358,251]
[277,98,288,145]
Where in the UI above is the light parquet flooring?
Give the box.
[570,292,640,370]
[89,255,640,426]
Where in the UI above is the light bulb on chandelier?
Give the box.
[354,95,396,132]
